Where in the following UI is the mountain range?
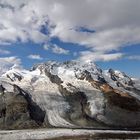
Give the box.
[0,60,140,130]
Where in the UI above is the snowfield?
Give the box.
[0,129,140,140]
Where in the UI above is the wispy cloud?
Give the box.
[0,56,21,74]
[127,55,140,60]
[0,49,10,54]
[28,54,43,60]
[52,44,69,55]
[43,43,69,55]
[43,44,49,50]
[79,51,123,62]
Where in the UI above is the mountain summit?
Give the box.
[0,61,140,130]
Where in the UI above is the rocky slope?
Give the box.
[0,61,140,130]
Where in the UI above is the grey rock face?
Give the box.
[0,85,46,129]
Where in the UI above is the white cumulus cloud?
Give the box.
[0,0,140,61]
[52,44,69,55]
[43,43,69,55]
[28,54,43,60]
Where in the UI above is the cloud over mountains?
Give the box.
[0,56,21,75]
[0,0,140,63]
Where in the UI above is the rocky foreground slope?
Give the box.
[0,61,140,130]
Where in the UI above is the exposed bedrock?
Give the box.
[0,84,45,129]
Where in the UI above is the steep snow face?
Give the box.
[2,66,40,82]
[32,61,102,81]
[50,61,102,81]
[132,78,140,90]
[103,69,134,89]
[1,67,41,92]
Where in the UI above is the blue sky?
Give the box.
[0,0,140,77]
[0,39,140,77]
